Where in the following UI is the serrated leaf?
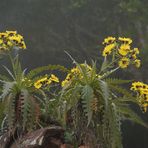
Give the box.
[0,74,11,81]
[26,64,68,79]
[99,80,109,110]
[0,81,16,100]
[117,106,148,128]
[100,57,108,72]
[2,65,15,80]
[5,93,15,131]
[21,89,30,129]
[105,78,132,85]
[109,84,136,102]
[81,85,94,126]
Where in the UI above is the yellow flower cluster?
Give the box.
[118,37,132,44]
[34,74,59,89]
[61,74,71,87]
[61,64,92,87]
[102,43,116,57]
[0,31,26,53]
[118,43,130,56]
[102,37,141,69]
[61,67,80,87]
[102,37,116,57]
[118,57,129,68]
[103,36,116,45]
[131,82,148,112]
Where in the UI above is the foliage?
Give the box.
[0,54,65,133]
[0,32,147,147]
[0,32,63,133]
[1,1,148,147]
[0,55,40,132]
[57,37,148,147]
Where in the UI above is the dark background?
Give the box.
[0,0,148,147]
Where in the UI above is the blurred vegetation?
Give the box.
[0,0,148,147]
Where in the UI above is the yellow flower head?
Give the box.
[6,41,13,47]
[134,59,141,68]
[130,53,137,59]
[131,82,147,91]
[0,31,26,51]
[118,57,129,68]
[118,44,131,56]
[0,39,3,44]
[10,34,26,49]
[9,35,21,44]
[102,43,115,57]
[118,37,132,44]
[129,48,139,59]
[66,73,72,80]
[133,48,139,54]
[139,88,148,96]
[34,76,49,89]
[61,73,72,87]
[142,103,148,112]
[103,36,116,44]
[131,81,148,112]
[71,67,80,74]
[34,82,42,89]
[61,79,70,87]
[19,41,26,49]
[46,79,52,85]
[50,74,59,83]
[0,32,7,38]
[6,31,17,36]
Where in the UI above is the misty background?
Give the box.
[0,0,148,147]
